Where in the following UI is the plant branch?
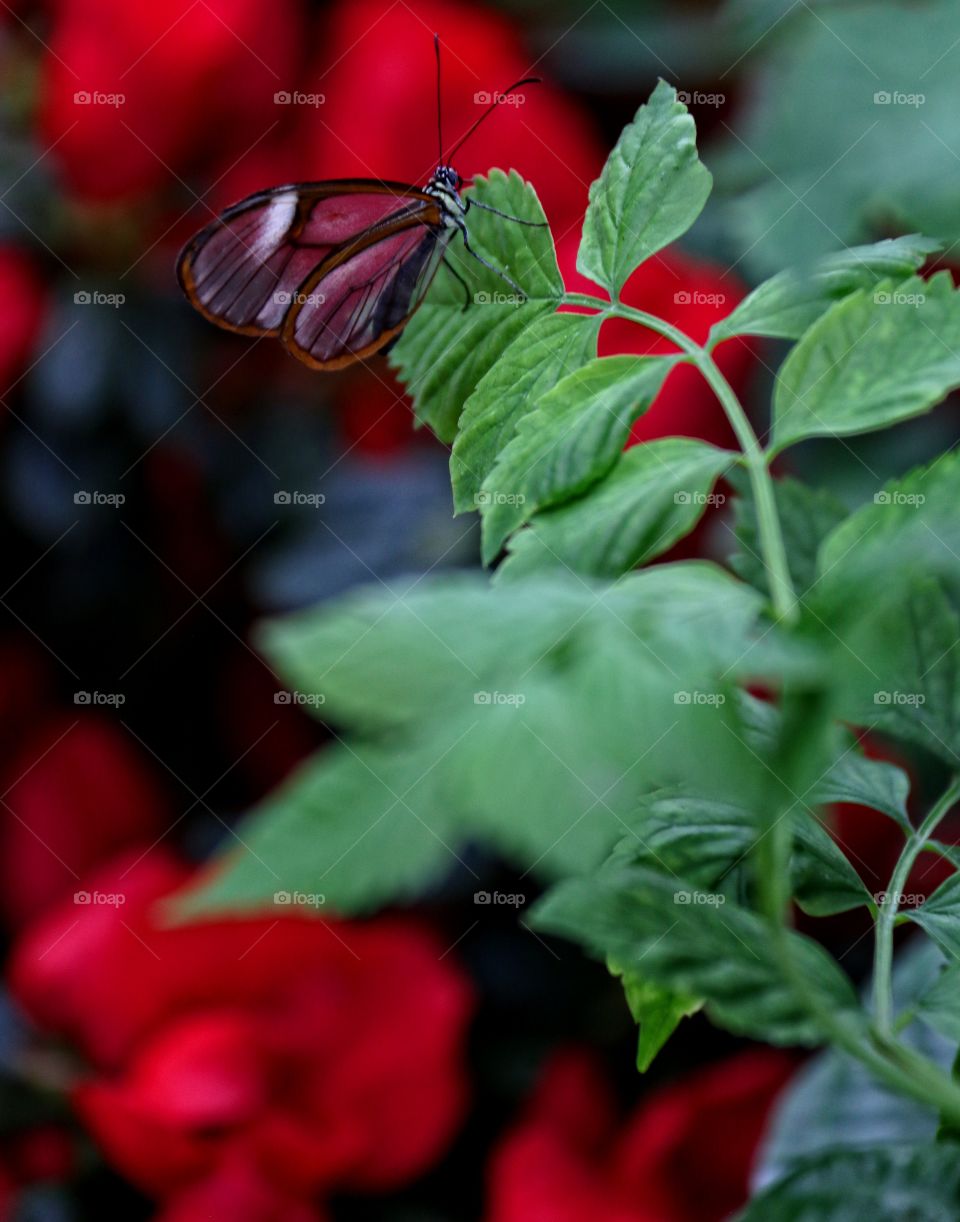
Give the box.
[873,774,960,1032]
[562,294,798,622]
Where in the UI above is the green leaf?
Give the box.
[907,873,960,960]
[735,1146,960,1222]
[610,784,869,917]
[175,741,461,917]
[817,452,960,599]
[497,438,734,580]
[811,741,911,833]
[450,312,600,514]
[917,960,960,1041]
[184,564,822,917]
[534,866,862,1045]
[479,355,678,563]
[729,472,847,599]
[771,272,960,451]
[578,79,712,295]
[390,170,562,442]
[710,235,939,344]
[608,957,702,1073]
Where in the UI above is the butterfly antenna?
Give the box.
[434,33,443,164]
[444,75,541,162]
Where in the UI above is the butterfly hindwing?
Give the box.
[177,181,444,344]
[281,221,452,369]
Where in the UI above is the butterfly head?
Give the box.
[427,164,464,215]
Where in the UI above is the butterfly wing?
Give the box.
[177,181,442,341]
[280,218,454,370]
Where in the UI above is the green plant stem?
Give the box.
[873,775,960,1033]
[563,293,798,623]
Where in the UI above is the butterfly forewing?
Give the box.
[282,220,452,369]
[177,181,446,350]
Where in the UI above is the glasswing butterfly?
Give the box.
[176,35,543,371]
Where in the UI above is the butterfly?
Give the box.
[176,35,543,371]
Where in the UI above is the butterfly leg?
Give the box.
[442,255,472,312]
[465,198,548,227]
[458,230,527,300]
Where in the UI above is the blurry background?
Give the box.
[0,0,959,1219]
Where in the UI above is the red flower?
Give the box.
[487,1047,794,1222]
[9,850,473,1212]
[302,0,603,237]
[0,708,169,928]
[38,0,304,203]
[0,246,47,396]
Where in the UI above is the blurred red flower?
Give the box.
[0,246,47,395]
[9,850,473,1213]
[39,0,304,202]
[303,0,603,236]
[486,1047,794,1222]
[0,646,168,928]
